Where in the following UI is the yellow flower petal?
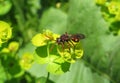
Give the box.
[31,33,47,46]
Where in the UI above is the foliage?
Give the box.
[95,0,120,35]
[0,0,120,83]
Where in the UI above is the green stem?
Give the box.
[46,72,50,83]
[11,0,28,42]
[46,43,50,83]
[11,0,25,30]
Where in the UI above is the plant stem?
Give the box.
[46,72,50,83]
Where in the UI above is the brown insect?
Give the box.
[56,32,85,49]
[44,32,85,52]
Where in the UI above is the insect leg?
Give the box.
[69,40,76,51]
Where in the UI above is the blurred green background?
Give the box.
[0,0,120,83]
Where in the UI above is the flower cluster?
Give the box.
[1,41,19,53]
[0,21,12,45]
[19,52,34,70]
[32,30,83,63]
[31,30,84,74]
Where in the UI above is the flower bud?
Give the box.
[8,41,19,52]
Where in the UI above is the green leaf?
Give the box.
[18,43,36,57]
[1,55,22,77]
[47,55,70,75]
[0,61,6,83]
[50,60,110,83]
[40,7,67,33]
[28,62,47,78]
[35,46,48,58]
[109,38,120,83]
[0,0,12,15]
[34,46,48,64]
[47,62,63,75]
[67,0,120,82]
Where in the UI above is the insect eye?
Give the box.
[75,38,79,42]
[71,38,79,42]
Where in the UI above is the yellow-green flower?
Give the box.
[115,11,120,21]
[0,21,12,45]
[31,30,59,47]
[8,41,19,52]
[107,1,120,14]
[0,0,12,15]
[57,42,83,63]
[32,30,84,64]
[19,53,34,70]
